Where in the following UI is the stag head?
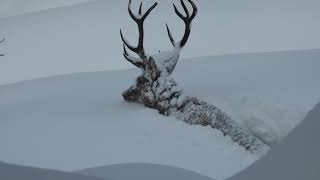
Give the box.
[120,0,198,75]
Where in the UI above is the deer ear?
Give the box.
[147,57,161,81]
[148,57,158,70]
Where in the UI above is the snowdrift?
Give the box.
[1,50,319,179]
[76,163,214,180]
[0,161,109,180]
[1,1,319,179]
[228,102,320,180]
[0,69,256,180]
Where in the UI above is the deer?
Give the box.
[120,0,197,111]
[120,0,268,153]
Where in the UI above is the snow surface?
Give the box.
[176,50,320,146]
[0,70,256,180]
[77,163,214,180]
[228,102,320,180]
[1,50,319,179]
[1,0,320,85]
[0,0,96,18]
[0,161,110,180]
[0,161,216,180]
[1,1,319,179]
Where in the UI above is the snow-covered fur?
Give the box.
[123,48,269,153]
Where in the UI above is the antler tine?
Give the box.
[123,44,145,69]
[121,0,158,61]
[141,2,158,20]
[187,0,198,19]
[123,43,129,56]
[128,0,157,22]
[166,24,176,47]
[167,0,198,48]
[138,2,143,15]
[174,0,197,20]
[128,0,138,22]
[180,0,190,17]
[120,29,138,53]
[173,4,185,20]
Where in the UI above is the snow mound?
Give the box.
[76,163,214,180]
[0,70,257,180]
[175,50,320,146]
[1,50,319,179]
[228,102,320,180]
[0,161,109,180]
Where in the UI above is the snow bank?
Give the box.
[76,163,214,180]
[0,50,319,179]
[228,102,320,180]
[0,71,257,180]
[175,50,320,146]
[0,161,109,180]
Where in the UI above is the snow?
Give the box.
[0,70,257,180]
[76,163,214,180]
[1,0,320,85]
[151,47,180,74]
[228,102,320,180]
[1,1,320,179]
[175,50,320,146]
[0,161,109,180]
[0,0,96,18]
[1,50,319,180]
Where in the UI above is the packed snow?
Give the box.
[1,50,319,179]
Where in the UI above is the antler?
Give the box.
[120,0,158,68]
[0,38,4,56]
[122,44,145,69]
[166,0,198,48]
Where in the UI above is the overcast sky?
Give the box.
[2,0,320,55]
